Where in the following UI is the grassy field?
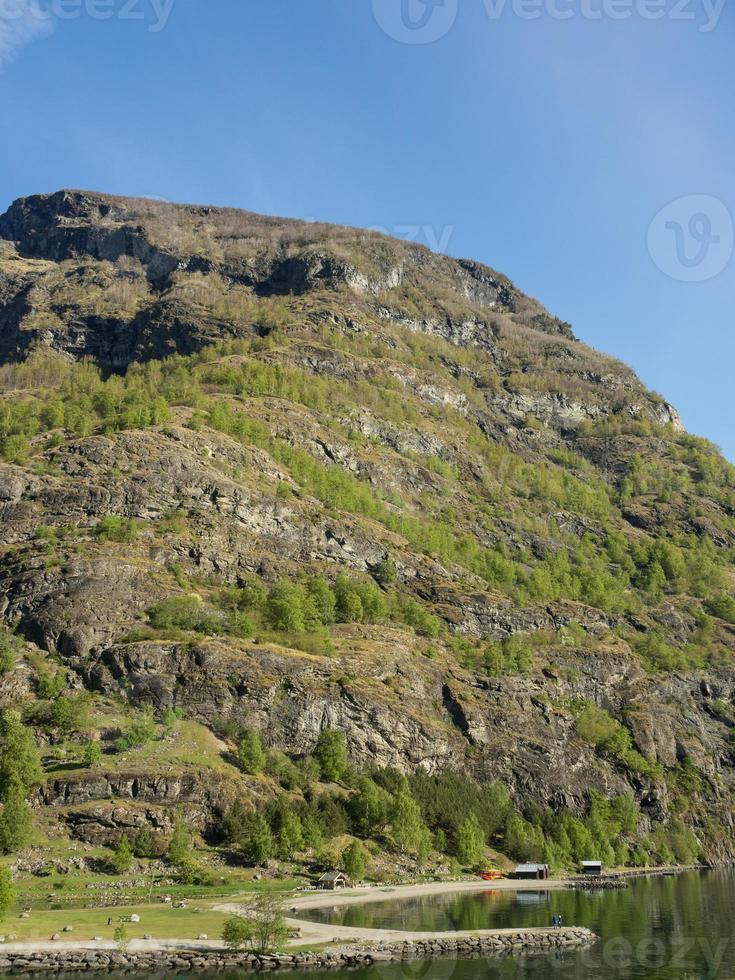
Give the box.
[0,904,233,943]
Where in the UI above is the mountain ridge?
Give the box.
[0,189,733,873]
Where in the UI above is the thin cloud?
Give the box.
[0,2,53,67]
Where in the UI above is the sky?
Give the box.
[0,0,733,455]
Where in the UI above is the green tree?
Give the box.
[167,814,192,867]
[112,834,133,874]
[348,776,390,837]
[132,827,156,859]
[276,810,304,860]
[504,813,544,862]
[0,711,42,797]
[0,776,34,854]
[237,730,266,775]
[241,813,275,865]
[244,894,288,954]
[390,789,426,855]
[306,576,337,625]
[266,581,306,632]
[49,695,88,734]
[0,866,15,920]
[343,840,369,880]
[334,575,364,623]
[315,729,348,782]
[456,812,485,867]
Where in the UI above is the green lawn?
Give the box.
[1,905,232,943]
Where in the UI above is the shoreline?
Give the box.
[0,864,698,974]
[0,929,599,975]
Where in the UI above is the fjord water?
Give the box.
[291,870,735,979]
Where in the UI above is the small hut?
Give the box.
[512,863,550,880]
[580,861,603,876]
[317,871,350,890]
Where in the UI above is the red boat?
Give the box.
[480,870,505,881]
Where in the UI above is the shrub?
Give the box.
[95,516,138,543]
[115,712,157,753]
[222,915,253,951]
[82,740,102,768]
[705,593,735,624]
[148,595,222,634]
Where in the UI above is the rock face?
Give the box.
[0,190,732,858]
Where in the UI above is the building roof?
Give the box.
[319,871,348,881]
[515,863,549,873]
[581,861,603,866]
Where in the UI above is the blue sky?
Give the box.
[1,0,733,455]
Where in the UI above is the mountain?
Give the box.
[1,189,734,871]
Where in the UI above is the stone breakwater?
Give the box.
[0,930,598,975]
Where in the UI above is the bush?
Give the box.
[0,632,16,675]
[148,595,223,634]
[48,695,88,734]
[36,668,67,699]
[576,704,631,757]
[705,593,735,624]
[82,740,102,768]
[222,915,253,950]
[115,712,157,753]
[238,895,288,954]
[95,516,138,544]
[394,597,441,638]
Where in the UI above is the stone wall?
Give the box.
[0,930,597,975]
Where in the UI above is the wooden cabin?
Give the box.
[580,861,603,876]
[317,871,350,890]
[512,863,550,880]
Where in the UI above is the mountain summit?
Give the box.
[0,191,733,867]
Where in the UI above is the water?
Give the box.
[295,870,735,978]
[21,871,735,980]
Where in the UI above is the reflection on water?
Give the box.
[293,870,735,978]
[20,871,735,980]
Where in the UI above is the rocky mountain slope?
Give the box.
[1,190,735,865]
